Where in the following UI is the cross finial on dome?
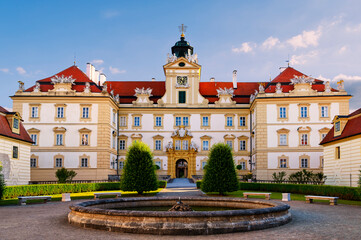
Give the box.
[178,24,187,38]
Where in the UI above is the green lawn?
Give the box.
[0,188,163,206]
[207,190,361,206]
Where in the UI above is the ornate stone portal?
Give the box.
[166,126,198,178]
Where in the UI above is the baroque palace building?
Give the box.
[11,33,351,181]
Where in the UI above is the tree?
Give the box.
[201,143,239,195]
[55,167,77,183]
[272,171,287,183]
[120,141,158,195]
[0,166,5,200]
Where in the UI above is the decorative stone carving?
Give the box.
[165,141,173,150]
[172,127,192,138]
[168,199,193,212]
[102,83,107,93]
[216,87,234,97]
[337,80,345,91]
[190,141,199,151]
[289,75,317,95]
[250,94,255,102]
[275,82,283,94]
[84,82,91,93]
[17,81,24,92]
[259,83,265,93]
[290,75,314,85]
[51,75,76,84]
[33,82,41,93]
[134,87,153,97]
[167,53,178,63]
[114,94,120,103]
[254,90,258,96]
[324,81,331,93]
[110,90,114,97]
[133,87,154,105]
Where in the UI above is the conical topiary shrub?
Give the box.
[201,143,239,195]
[120,141,158,195]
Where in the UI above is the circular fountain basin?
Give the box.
[68,196,291,235]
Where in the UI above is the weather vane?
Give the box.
[178,24,187,38]
[286,54,290,67]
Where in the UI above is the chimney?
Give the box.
[152,78,156,81]
[232,70,237,89]
[94,70,100,84]
[210,77,215,82]
[99,73,106,86]
[86,63,93,80]
[91,65,96,82]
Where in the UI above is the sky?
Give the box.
[1,0,361,111]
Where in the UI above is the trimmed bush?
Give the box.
[120,141,158,195]
[158,180,167,188]
[56,167,77,183]
[3,182,120,199]
[196,180,202,189]
[239,182,361,201]
[201,143,239,195]
[272,171,287,183]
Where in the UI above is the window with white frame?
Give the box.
[238,162,246,170]
[301,158,308,168]
[321,106,328,118]
[202,140,209,151]
[301,106,308,118]
[30,158,37,168]
[279,107,286,118]
[56,134,63,145]
[239,116,246,126]
[155,140,162,151]
[81,158,88,167]
[175,117,182,126]
[280,159,287,168]
[119,116,127,127]
[57,107,64,118]
[175,140,181,150]
[119,140,126,150]
[202,116,209,127]
[55,158,63,167]
[239,140,246,151]
[134,116,140,126]
[155,116,162,127]
[182,140,188,150]
[226,117,233,127]
[226,140,233,149]
[119,161,124,169]
[31,134,38,145]
[82,107,89,119]
[279,134,287,146]
[12,146,18,158]
[31,106,39,118]
[183,117,189,126]
[301,134,308,145]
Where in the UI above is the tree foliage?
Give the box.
[55,167,77,183]
[201,143,239,195]
[0,166,5,200]
[120,141,158,195]
[272,171,287,183]
[288,169,326,184]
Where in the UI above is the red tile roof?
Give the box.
[0,107,33,143]
[320,108,361,145]
[24,65,102,93]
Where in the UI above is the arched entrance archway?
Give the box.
[175,159,188,178]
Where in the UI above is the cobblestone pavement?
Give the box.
[0,196,360,240]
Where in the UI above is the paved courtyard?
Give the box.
[0,187,360,240]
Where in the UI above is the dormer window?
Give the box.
[13,118,19,129]
[335,121,340,132]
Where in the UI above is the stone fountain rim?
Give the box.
[69,196,290,217]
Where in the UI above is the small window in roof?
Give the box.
[179,62,185,67]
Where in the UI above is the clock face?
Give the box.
[177,76,188,85]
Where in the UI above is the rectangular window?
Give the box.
[82,107,89,118]
[57,107,64,118]
[279,107,286,118]
[239,162,246,170]
[226,140,233,149]
[81,158,88,167]
[55,158,62,168]
[81,134,89,146]
[119,140,126,150]
[155,116,162,127]
[175,117,182,126]
[30,158,37,168]
[31,106,38,118]
[178,91,186,103]
[202,162,207,169]
[13,118,19,129]
[56,134,63,145]
[335,121,340,132]
[182,140,188,150]
[113,112,116,124]
[226,117,233,127]
[202,116,209,127]
[279,134,287,146]
[31,134,38,145]
[336,146,341,159]
[183,117,189,126]
[321,106,328,118]
[239,140,246,151]
[301,134,308,145]
[119,116,127,127]
[301,158,308,168]
[155,140,162,151]
[112,136,116,149]
[202,140,209,151]
[175,140,181,150]
[119,161,124,169]
[239,117,246,126]
[301,106,308,118]
[134,116,140,126]
[12,146,18,159]
[280,159,287,168]
[155,161,161,169]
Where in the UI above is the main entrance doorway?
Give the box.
[175,159,188,178]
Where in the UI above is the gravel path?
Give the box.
[0,189,360,240]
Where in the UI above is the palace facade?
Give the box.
[11,33,351,181]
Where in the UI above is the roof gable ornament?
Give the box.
[290,75,314,85]
[33,82,41,93]
[48,75,76,94]
[215,87,236,106]
[289,75,317,95]
[324,81,332,93]
[172,126,193,138]
[275,82,283,94]
[83,82,91,93]
[133,87,154,106]
[51,75,76,84]
[337,80,345,92]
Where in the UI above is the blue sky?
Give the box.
[1,0,361,110]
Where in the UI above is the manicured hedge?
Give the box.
[158,180,167,188]
[239,182,361,201]
[196,180,202,189]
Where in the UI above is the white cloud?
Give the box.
[232,42,255,53]
[289,51,318,65]
[346,23,361,32]
[91,59,104,65]
[338,46,347,54]
[16,67,26,75]
[287,28,322,49]
[102,10,119,19]
[331,74,361,82]
[317,75,331,82]
[0,68,9,73]
[109,66,126,74]
[261,37,280,50]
